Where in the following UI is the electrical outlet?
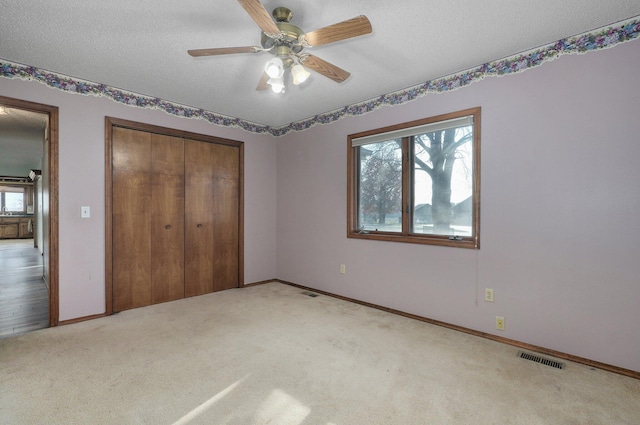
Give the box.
[340,264,346,274]
[485,288,494,302]
[496,316,505,331]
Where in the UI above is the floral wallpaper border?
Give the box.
[1,17,639,137]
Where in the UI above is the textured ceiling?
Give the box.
[1,1,640,128]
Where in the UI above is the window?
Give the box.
[0,185,26,214]
[348,107,480,248]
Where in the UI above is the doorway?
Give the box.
[0,96,59,335]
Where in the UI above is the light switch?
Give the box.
[81,206,90,218]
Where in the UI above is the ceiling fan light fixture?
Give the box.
[268,76,285,93]
[291,64,311,85]
[187,3,372,93]
[265,57,285,79]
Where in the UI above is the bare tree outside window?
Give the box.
[358,140,402,231]
[413,125,473,236]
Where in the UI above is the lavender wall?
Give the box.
[276,40,640,372]
[2,37,638,372]
[0,77,278,321]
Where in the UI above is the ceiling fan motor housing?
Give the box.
[261,7,304,55]
[272,7,293,23]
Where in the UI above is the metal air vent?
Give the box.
[518,351,565,369]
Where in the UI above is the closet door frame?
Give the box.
[105,117,244,316]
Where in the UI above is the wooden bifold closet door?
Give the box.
[111,124,241,313]
[184,139,239,296]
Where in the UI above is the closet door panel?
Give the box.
[151,134,185,304]
[109,118,243,313]
[184,139,215,297]
[112,127,152,312]
[212,144,240,291]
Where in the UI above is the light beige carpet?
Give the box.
[1,282,639,424]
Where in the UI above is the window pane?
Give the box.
[412,124,473,237]
[358,140,403,233]
[5,192,24,212]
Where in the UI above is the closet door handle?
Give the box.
[165,224,172,230]
[196,223,203,228]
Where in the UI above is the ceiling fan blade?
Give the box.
[256,72,270,91]
[303,15,372,47]
[237,0,281,38]
[300,55,351,83]
[188,46,260,57]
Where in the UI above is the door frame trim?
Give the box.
[104,117,244,315]
[0,95,59,327]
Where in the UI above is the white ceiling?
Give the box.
[1,1,640,128]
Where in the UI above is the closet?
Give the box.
[107,119,242,313]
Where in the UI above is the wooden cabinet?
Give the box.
[0,222,19,238]
[0,217,34,239]
[110,122,242,313]
[19,220,33,238]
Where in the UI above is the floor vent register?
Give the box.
[518,351,565,369]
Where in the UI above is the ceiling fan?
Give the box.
[188,0,372,93]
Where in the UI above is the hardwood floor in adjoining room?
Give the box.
[0,239,48,338]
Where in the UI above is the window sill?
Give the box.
[347,230,479,249]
